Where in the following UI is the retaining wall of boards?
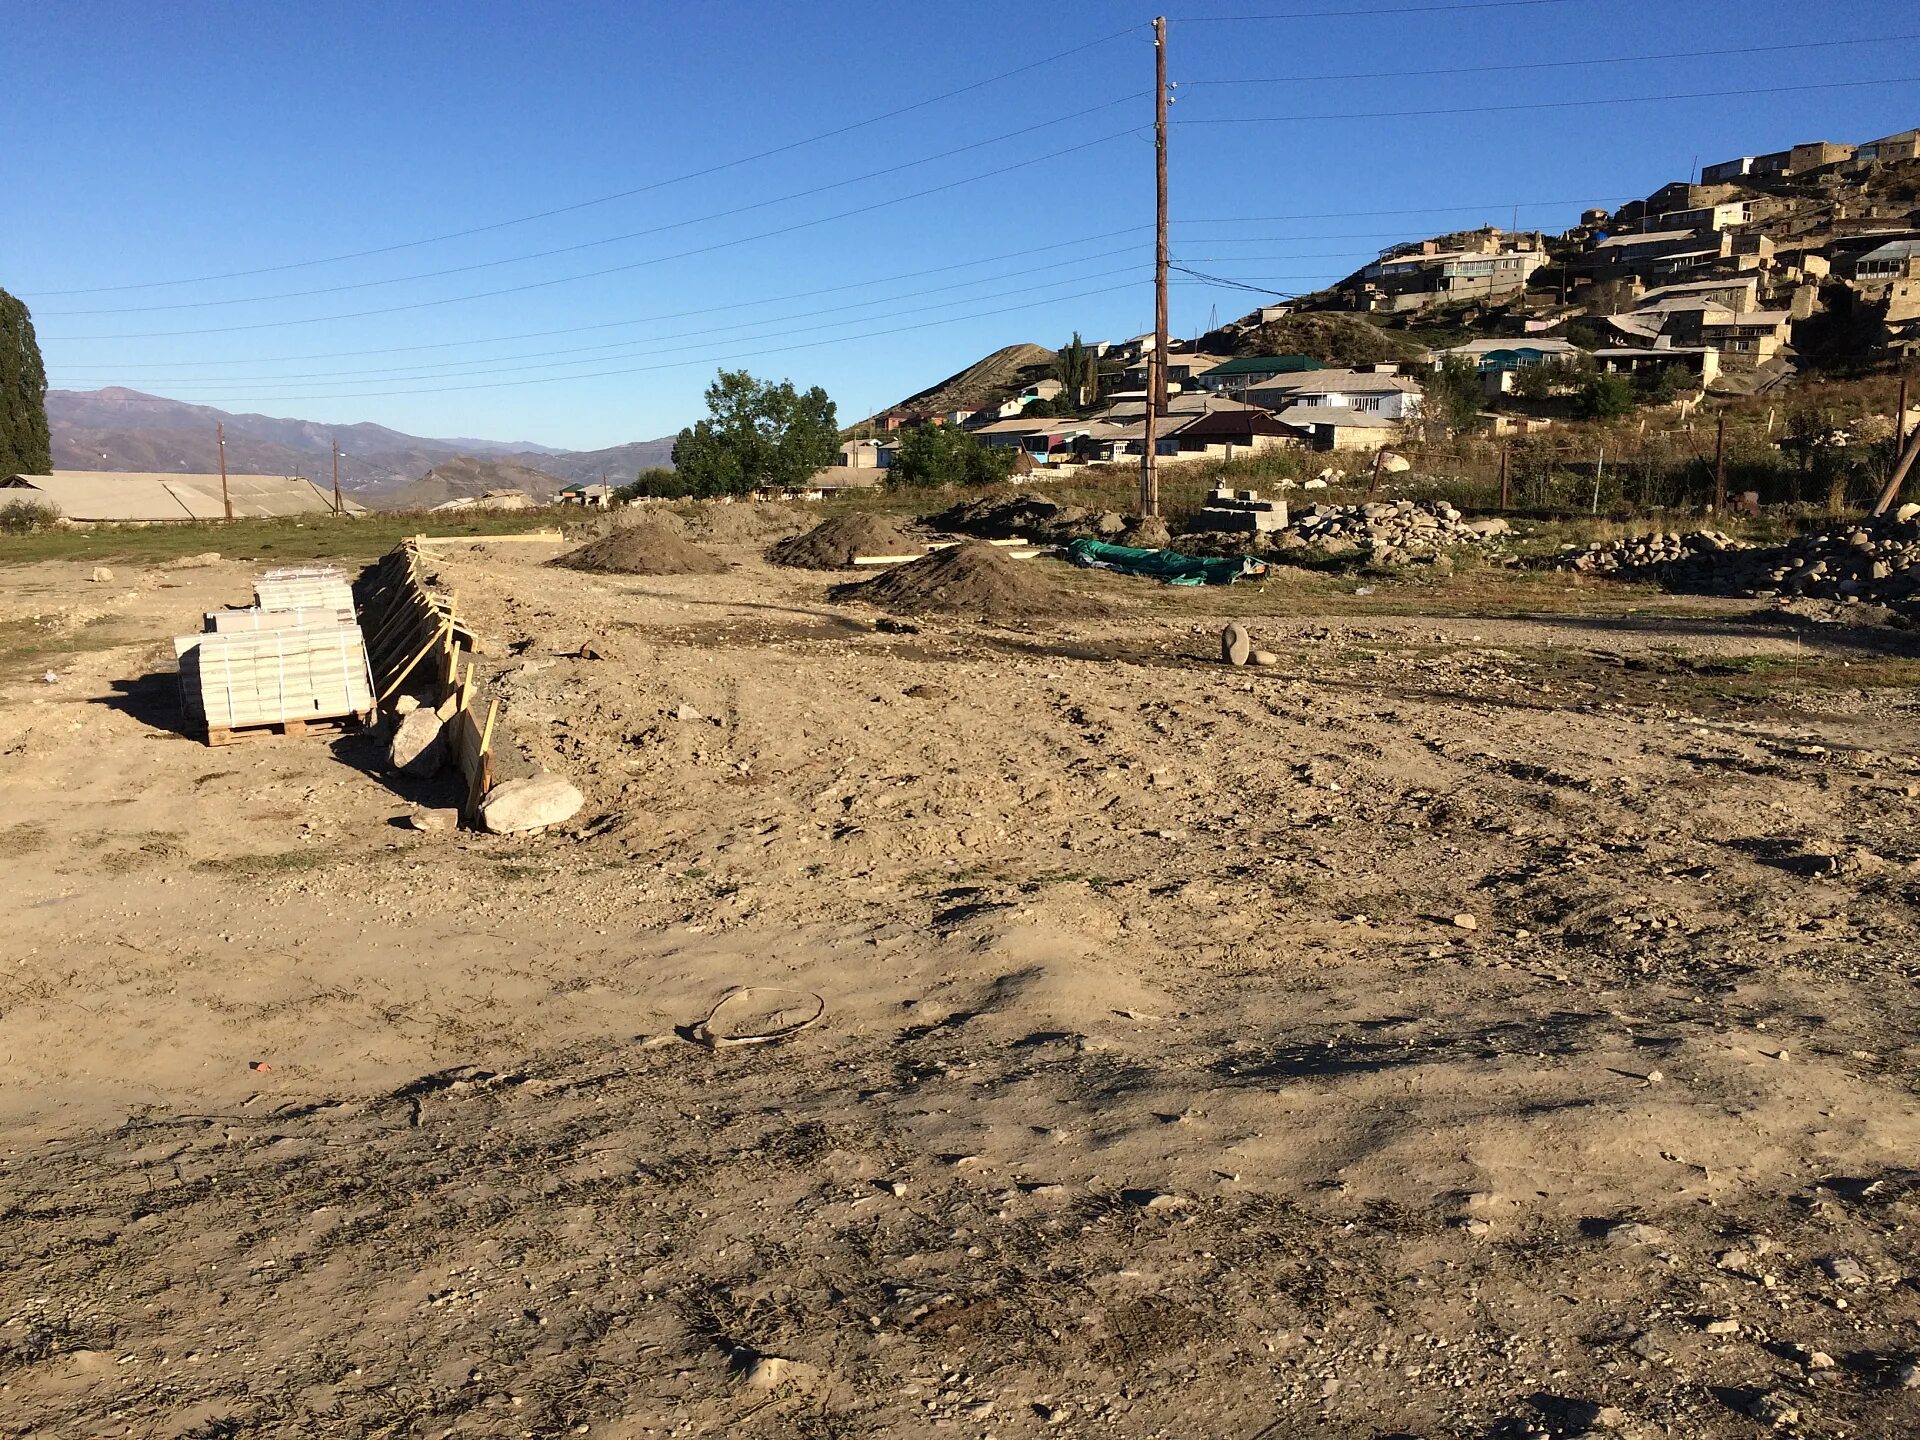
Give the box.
[358,539,504,823]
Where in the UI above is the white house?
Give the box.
[1245,367,1423,420]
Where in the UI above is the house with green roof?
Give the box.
[1195,355,1324,397]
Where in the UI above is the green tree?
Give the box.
[614,466,690,502]
[0,287,51,475]
[1639,363,1692,405]
[1508,354,1591,401]
[671,369,839,496]
[1052,332,1095,409]
[888,424,1015,490]
[1574,371,1636,420]
[1422,355,1485,437]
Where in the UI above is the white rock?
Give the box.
[1820,1255,1869,1287]
[1251,649,1280,666]
[90,566,113,583]
[1451,913,1478,931]
[480,773,584,834]
[676,703,704,722]
[389,708,448,778]
[740,1354,792,1390]
[1221,623,1251,667]
[1601,1220,1668,1248]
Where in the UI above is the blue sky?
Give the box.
[4,0,1917,451]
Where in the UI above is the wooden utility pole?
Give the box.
[1139,352,1158,516]
[1898,373,1910,454]
[1498,443,1510,511]
[331,436,343,514]
[1712,411,1726,514]
[1153,16,1169,421]
[1139,14,1169,518]
[217,422,232,521]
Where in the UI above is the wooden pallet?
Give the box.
[205,711,372,747]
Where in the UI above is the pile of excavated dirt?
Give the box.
[929,489,1125,544]
[551,522,726,576]
[677,501,811,545]
[767,513,921,569]
[829,540,1097,618]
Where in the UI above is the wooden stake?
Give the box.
[217,422,232,521]
[1713,411,1726,514]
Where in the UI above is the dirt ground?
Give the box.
[3,532,1919,1439]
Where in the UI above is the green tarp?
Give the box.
[1066,537,1267,586]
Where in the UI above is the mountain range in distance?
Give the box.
[45,388,676,508]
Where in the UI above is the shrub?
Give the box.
[0,498,59,533]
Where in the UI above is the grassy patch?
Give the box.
[0,823,50,858]
[193,847,344,880]
[0,614,133,680]
[0,509,571,568]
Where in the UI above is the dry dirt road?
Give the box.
[2,532,1918,1440]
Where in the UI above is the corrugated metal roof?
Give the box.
[1200,355,1323,377]
[1272,406,1398,430]
[2,471,362,520]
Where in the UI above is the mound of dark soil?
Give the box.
[929,489,1122,544]
[552,522,726,576]
[829,541,1096,620]
[768,513,920,569]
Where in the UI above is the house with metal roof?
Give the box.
[1193,355,1323,396]
[1,470,361,522]
[1268,406,1400,452]
[1245,368,1423,420]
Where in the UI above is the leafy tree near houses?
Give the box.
[0,287,51,476]
[1508,354,1592,401]
[1421,355,1486,437]
[1639,363,1693,406]
[1052,331,1096,409]
[671,369,839,496]
[614,466,691,502]
[1574,371,1636,420]
[887,423,1015,490]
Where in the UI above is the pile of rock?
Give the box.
[1287,500,1510,562]
[1553,506,1920,609]
[1555,530,1750,582]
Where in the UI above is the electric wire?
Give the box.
[22,23,1146,297]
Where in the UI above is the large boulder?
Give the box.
[390,708,448,778]
[480,773,584,834]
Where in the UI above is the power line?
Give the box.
[1169,264,1317,297]
[52,260,1150,390]
[1171,0,1581,20]
[21,23,1146,298]
[39,94,1147,317]
[1178,197,1631,224]
[1182,32,1917,85]
[47,229,1150,369]
[82,280,1145,405]
[1177,75,1920,125]
[47,127,1146,342]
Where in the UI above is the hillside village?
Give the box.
[810,122,1919,489]
[17,11,1920,1435]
